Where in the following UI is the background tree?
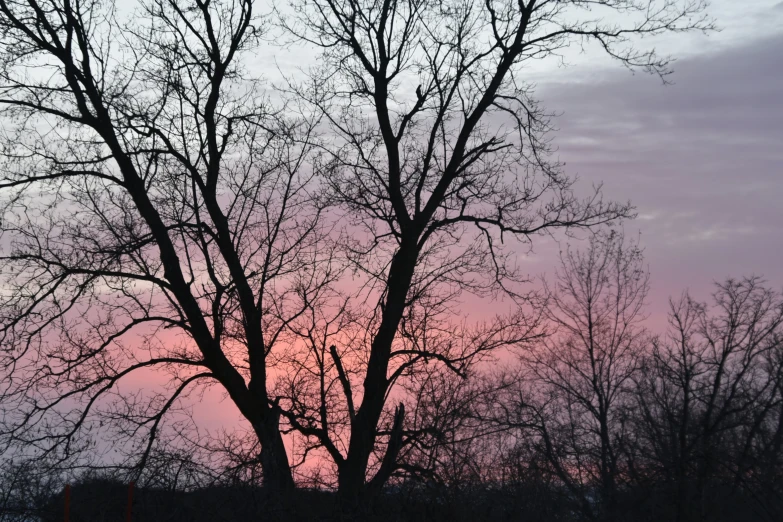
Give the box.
[0,0,323,490]
[515,231,649,521]
[279,0,710,500]
[630,278,783,522]
[411,245,783,522]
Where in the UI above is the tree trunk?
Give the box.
[675,367,692,522]
[256,412,295,491]
[338,242,418,500]
[599,408,617,522]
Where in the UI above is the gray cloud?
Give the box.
[535,33,783,314]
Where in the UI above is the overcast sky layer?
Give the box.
[525,2,783,325]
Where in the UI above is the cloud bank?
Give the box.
[534,32,783,317]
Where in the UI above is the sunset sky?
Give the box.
[259,0,783,319]
[3,1,783,506]
[188,0,783,429]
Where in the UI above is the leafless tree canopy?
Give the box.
[412,239,783,522]
[0,0,327,490]
[274,0,709,500]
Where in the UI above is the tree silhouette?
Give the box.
[631,278,783,522]
[278,0,710,501]
[0,0,324,490]
[0,0,718,505]
[525,231,649,521]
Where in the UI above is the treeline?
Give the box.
[399,234,783,522]
[3,235,782,522]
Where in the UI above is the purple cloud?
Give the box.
[534,33,783,320]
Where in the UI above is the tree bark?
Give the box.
[256,411,295,491]
[338,243,417,500]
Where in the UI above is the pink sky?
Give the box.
[181,4,783,441]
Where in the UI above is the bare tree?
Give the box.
[631,278,783,522]
[272,284,543,489]
[277,0,710,500]
[0,0,324,491]
[0,0,718,506]
[519,231,648,520]
[0,458,60,521]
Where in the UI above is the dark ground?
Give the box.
[28,477,780,522]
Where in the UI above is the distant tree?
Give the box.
[0,459,59,522]
[431,252,783,522]
[278,0,710,501]
[0,0,324,491]
[631,278,783,522]
[518,231,649,520]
